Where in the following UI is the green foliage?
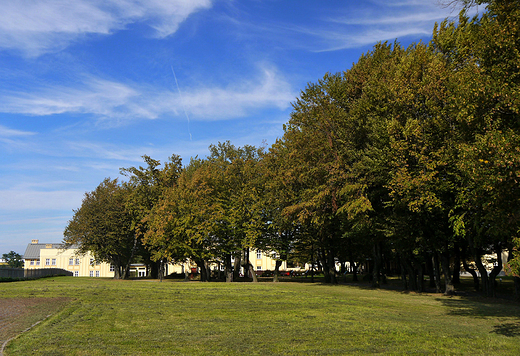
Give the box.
[1,251,24,268]
[143,142,266,281]
[120,155,183,278]
[63,178,136,279]
[60,0,520,293]
[508,237,520,277]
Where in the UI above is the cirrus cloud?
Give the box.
[0,0,212,57]
[0,65,295,124]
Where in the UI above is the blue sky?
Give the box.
[0,0,477,255]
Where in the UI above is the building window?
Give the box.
[110,265,115,272]
[90,258,94,265]
[75,258,80,265]
[51,259,56,266]
[96,271,100,277]
[74,271,79,277]
[69,258,74,265]
[30,260,34,266]
[89,271,94,277]
[36,259,40,265]
[257,266,262,270]
[45,258,50,266]
[256,252,262,259]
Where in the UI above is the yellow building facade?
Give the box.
[24,240,115,277]
[23,239,292,278]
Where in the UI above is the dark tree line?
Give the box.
[63,0,520,297]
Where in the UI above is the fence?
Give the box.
[0,268,73,280]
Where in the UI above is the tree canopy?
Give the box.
[2,251,24,268]
[62,0,520,297]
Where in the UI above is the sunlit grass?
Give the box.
[2,277,520,355]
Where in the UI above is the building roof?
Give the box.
[23,242,64,259]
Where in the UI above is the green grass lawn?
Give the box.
[2,277,520,355]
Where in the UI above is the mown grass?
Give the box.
[2,277,520,355]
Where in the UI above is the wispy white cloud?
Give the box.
[287,25,432,53]
[0,78,138,116]
[0,189,84,211]
[0,215,69,226]
[67,141,155,162]
[330,11,448,26]
[316,0,482,51]
[313,7,452,51]
[0,65,295,123]
[0,125,36,137]
[176,66,295,119]
[0,125,38,153]
[9,180,79,192]
[0,0,212,56]
[227,0,473,52]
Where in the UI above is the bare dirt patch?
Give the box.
[0,297,69,350]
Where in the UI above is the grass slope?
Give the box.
[1,277,520,355]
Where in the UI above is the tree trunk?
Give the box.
[487,244,503,298]
[233,253,242,280]
[452,244,461,284]
[417,262,424,293]
[319,248,331,283]
[242,248,251,278]
[426,255,435,288]
[372,243,382,288]
[474,251,489,296]
[327,249,337,284]
[225,254,233,282]
[350,258,358,282]
[405,258,417,292]
[159,259,164,282]
[339,259,347,283]
[310,243,315,283]
[441,251,454,296]
[461,258,480,291]
[461,253,480,291]
[205,260,212,282]
[113,261,121,280]
[149,261,159,279]
[467,234,491,296]
[195,259,211,282]
[122,233,139,280]
[433,253,442,293]
[184,265,190,281]
[247,262,258,282]
[273,260,282,283]
[400,254,408,290]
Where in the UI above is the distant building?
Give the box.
[23,239,294,278]
[23,239,115,277]
[23,239,187,277]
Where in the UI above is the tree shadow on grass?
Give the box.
[491,322,520,337]
[435,297,520,318]
[435,297,520,338]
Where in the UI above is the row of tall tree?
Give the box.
[63,0,520,297]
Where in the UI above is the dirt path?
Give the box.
[0,297,69,355]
